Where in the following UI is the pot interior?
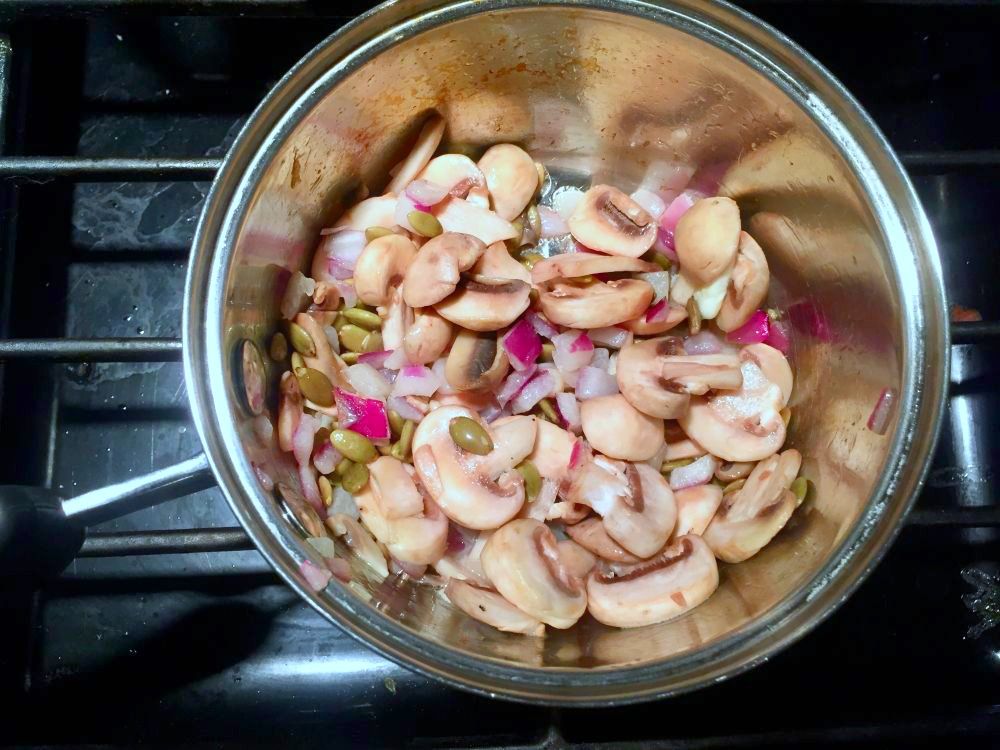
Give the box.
[206,1,935,684]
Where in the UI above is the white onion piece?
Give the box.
[639,271,671,304]
[431,358,455,395]
[684,330,725,355]
[330,486,360,519]
[299,559,332,592]
[537,205,569,237]
[588,326,630,349]
[575,366,619,400]
[497,365,537,407]
[280,271,316,320]
[317,229,365,270]
[383,348,410,370]
[387,395,424,422]
[669,454,718,490]
[590,347,611,371]
[391,364,443,398]
[312,441,341,475]
[526,311,559,340]
[405,179,450,208]
[550,186,585,221]
[555,392,582,433]
[346,363,392,400]
[524,479,559,521]
[511,370,555,414]
[552,331,594,373]
[630,188,667,220]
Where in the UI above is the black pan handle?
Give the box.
[0,453,213,578]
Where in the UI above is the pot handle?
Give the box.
[0,453,214,578]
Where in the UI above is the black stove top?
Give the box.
[2,2,999,747]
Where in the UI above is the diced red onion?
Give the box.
[431,358,455,395]
[726,309,770,344]
[497,364,537,407]
[537,204,569,237]
[316,229,365,280]
[313,440,341,476]
[590,347,611,371]
[392,364,442,398]
[478,399,504,424]
[684,330,724,355]
[298,462,324,514]
[501,318,543,371]
[358,349,392,369]
[639,271,671,303]
[393,193,421,231]
[654,230,679,263]
[657,190,698,256]
[569,439,585,469]
[511,370,555,414]
[588,326,629,349]
[525,479,559,522]
[553,331,594,373]
[526,311,559,340]
[387,395,425,422]
[347,363,392,400]
[334,388,391,440]
[333,280,357,310]
[405,179,451,208]
[669,454,717,490]
[645,299,668,323]
[568,331,594,354]
[384,348,410,370]
[555,392,582,433]
[687,162,729,196]
[630,188,667,220]
[446,524,468,554]
[551,186,585,221]
[765,316,792,355]
[280,271,316,320]
[327,556,352,583]
[575,366,619,400]
[867,387,896,435]
[380,368,398,384]
[299,559,332,591]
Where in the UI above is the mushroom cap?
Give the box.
[402,232,485,308]
[445,579,545,636]
[417,153,486,195]
[445,330,510,391]
[581,394,665,461]
[617,337,690,419]
[326,513,389,579]
[386,115,445,195]
[567,185,657,258]
[477,144,539,221]
[531,253,659,285]
[672,483,724,538]
[474,241,531,284]
[716,231,770,332]
[354,476,449,566]
[490,415,540,468]
[586,534,719,628]
[557,539,598,579]
[674,196,741,286]
[659,352,744,395]
[564,516,642,564]
[433,196,519,246]
[412,405,528,529]
[481,518,588,629]
[435,275,531,332]
[403,309,454,365]
[353,233,419,307]
[379,287,414,352]
[368,455,424,519]
[740,343,793,406]
[540,279,653,329]
[332,195,398,231]
[622,301,688,336]
[715,460,755,482]
[703,449,801,562]
[527,420,578,482]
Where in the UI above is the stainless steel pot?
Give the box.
[2,0,948,704]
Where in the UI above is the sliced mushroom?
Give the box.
[563,457,676,558]
[616,337,688,419]
[664,436,706,462]
[580,394,665,461]
[386,114,446,195]
[403,309,454,365]
[531,253,659,285]
[481,518,587,629]
[473,241,531,284]
[325,513,389,579]
[716,231,770,331]
[567,185,657,258]
[674,196,741,286]
[435,274,531,332]
[658,353,743,395]
[622,301,688,336]
[277,370,303,453]
[417,153,486,197]
[445,579,545,636]
[412,405,526,529]
[672,484,723,538]
[294,312,351,391]
[402,232,485,308]
[564,516,642,564]
[715,461,755,482]
[332,195,398,231]
[354,475,449,566]
[703,449,801,562]
[539,279,653,329]
[489,415,540,468]
[558,539,598,579]
[586,534,719,628]
[477,144,538,221]
[368,455,424,519]
[353,234,419,306]
[528,420,577,482]
[433,196,518,246]
[434,528,492,586]
[740,343,793,406]
[445,330,510,391]
[379,287,414,352]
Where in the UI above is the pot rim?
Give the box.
[183,0,948,705]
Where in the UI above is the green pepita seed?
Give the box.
[361,330,383,353]
[288,322,316,357]
[650,252,673,272]
[331,429,378,464]
[377,442,393,456]
[340,351,359,364]
[686,297,702,335]
[540,342,554,362]
[526,204,542,238]
[334,313,351,332]
[295,366,334,407]
[723,478,746,496]
[339,324,369,353]
[342,308,382,330]
[390,420,416,461]
[342,461,370,494]
[661,457,695,473]
[318,475,334,507]
[791,476,810,506]
[538,398,559,424]
[516,460,542,500]
[269,332,289,361]
[365,226,393,243]
[290,352,305,371]
[519,252,543,270]
[407,210,442,238]
[449,416,494,455]
[387,409,405,437]
[335,457,353,477]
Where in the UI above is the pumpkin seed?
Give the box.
[339,324,369,353]
[519,252,543,270]
[390,419,415,461]
[334,313,351,332]
[526,204,542,237]
[661,457,694,473]
[686,297,702,335]
[540,342,554,362]
[650,252,672,272]
[290,352,305,371]
[387,409,405,437]
[449,416,493,455]
[407,210,442,238]
[288,322,316,356]
[335,457,353,477]
[516,460,542,500]
[791,476,810,506]
[377,442,393,456]
[361,330,383,353]
[295,366,334,407]
[342,461,370,494]
[269,332,289,361]
[340,351,359,364]
[342,308,382,330]
[723,478,746,495]
[537,398,559,424]
[318,475,334,507]
[365,226,393,243]
[331,429,377,464]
